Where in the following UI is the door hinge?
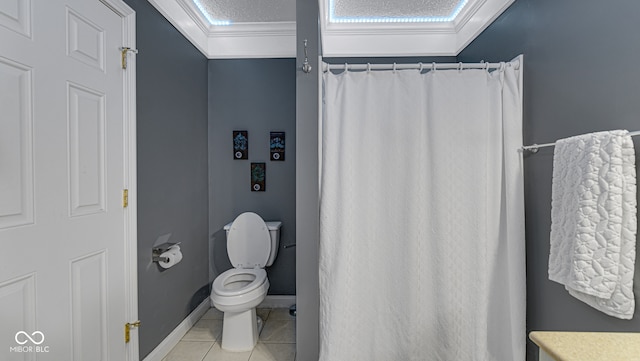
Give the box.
[123,189,129,208]
[125,320,141,343]
[119,47,138,70]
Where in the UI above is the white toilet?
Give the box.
[210,212,281,351]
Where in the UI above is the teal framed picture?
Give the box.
[251,163,265,191]
[270,132,285,161]
[233,130,248,159]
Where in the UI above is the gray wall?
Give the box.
[458,0,640,359]
[208,59,297,295]
[295,0,320,358]
[123,0,209,358]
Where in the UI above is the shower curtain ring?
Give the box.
[367,63,371,73]
[432,62,436,72]
[393,63,397,72]
[458,62,463,72]
[418,62,423,72]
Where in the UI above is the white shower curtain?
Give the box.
[319,60,525,361]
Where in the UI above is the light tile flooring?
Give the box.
[162,307,296,361]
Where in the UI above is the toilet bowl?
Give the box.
[210,212,281,352]
[211,268,269,312]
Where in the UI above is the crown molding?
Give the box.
[319,0,514,57]
[149,0,513,58]
[148,0,295,58]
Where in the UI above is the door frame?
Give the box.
[98,0,138,359]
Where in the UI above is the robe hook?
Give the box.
[302,39,312,73]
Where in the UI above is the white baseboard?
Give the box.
[259,295,296,309]
[142,298,211,361]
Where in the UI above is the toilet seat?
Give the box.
[212,268,267,297]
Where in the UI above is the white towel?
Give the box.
[548,130,637,319]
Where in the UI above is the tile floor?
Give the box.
[162,307,296,361]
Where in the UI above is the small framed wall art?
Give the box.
[233,130,248,159]
[251,163,266,192]
[270,132,285,161]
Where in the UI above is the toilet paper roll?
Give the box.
[159,246,182,269]
[170,246,182,264]
[169,245,182,263]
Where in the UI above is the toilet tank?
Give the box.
[224,220,282,267]
[264,221,282,266]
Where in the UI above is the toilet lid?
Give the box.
[227,212,270,268]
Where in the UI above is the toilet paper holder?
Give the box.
[152,242,181,263]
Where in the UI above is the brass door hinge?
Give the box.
[119,47,138,69]
[123,189,129,208]
[125,320,141,343]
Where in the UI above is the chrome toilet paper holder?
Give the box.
[152,242,181,263]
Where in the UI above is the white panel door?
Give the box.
[0,0,133,360]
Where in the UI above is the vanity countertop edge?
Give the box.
[529,331,640,361]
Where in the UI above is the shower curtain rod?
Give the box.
[521,130,640,153]
[322,60,520,72]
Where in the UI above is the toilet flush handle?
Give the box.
[283,243,296,249]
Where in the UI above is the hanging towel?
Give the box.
[548,130,637,319]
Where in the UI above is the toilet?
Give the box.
[210,212,281,352]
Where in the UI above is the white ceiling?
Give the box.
[330,0,466,22]
[148,0,514,58]
[192,0,295,24]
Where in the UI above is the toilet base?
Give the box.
[220,308,259,352]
